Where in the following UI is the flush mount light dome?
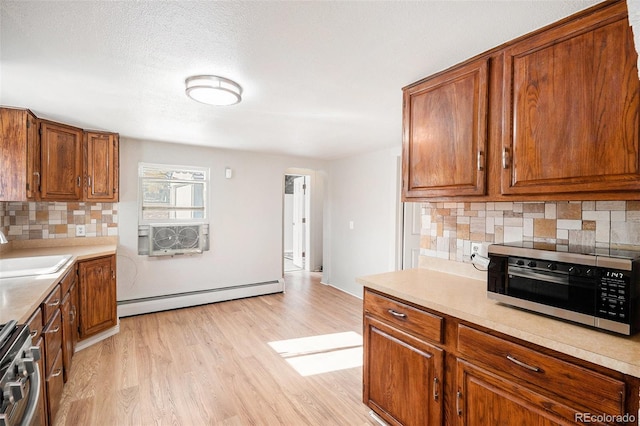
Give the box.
[185,75,242,106]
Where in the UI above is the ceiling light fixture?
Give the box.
[185,75,242,106]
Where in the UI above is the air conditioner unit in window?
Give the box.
[138,223,209,256]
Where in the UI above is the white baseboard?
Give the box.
[75,321,120,352]
[116,279,285,317]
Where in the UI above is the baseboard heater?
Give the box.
[117,279,285,317]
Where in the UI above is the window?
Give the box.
[139,163,208,223]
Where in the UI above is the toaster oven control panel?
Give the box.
[597,270,631,323]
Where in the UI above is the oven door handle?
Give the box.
[18,362,41,426]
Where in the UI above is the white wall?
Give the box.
[117,138,327,303]
[322,147,401,298]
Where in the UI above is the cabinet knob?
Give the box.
[477,151,484,171]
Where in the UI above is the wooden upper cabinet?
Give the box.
[40,120,83,201]
[501,1,640,195]
[84,131,119,202]
[403,57,489,199]
[1,108,119,202]
[0,107,40,201]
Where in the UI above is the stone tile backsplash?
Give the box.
[420,201,640,262]
[0,201,118,241]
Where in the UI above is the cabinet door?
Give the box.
[455,359,609,426]
[501,2,640,195]
[40,121,83,200]
[402,57,488,199]
[45,349,64,424]
[61,287,74,383]
[78,255,117,338]
[363,315,443,426]
[34,336,48,426]
[85,131,119,201]
[0,108,39,201]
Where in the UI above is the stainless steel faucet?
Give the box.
[0,230,8,244]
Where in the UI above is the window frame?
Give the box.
[138,162,209,224]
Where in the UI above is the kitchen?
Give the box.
[2,0,640,425]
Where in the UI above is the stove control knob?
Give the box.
[569,266,580,275]
[4,381,25,404]
[547,263,558,271]
[527,261,537,267]
[18,358,36,377]
[585,269,594,277]
[516,259,525,266]
[28,346,41,362]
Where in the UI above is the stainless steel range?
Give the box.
[488,243,640,335]
[0,320,41,426]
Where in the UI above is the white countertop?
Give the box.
[357,267,640,378]
[0,242,117,324]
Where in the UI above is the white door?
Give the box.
[292,176,307,268]
[402,202,422,269]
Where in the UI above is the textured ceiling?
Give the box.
[1,0,602,160]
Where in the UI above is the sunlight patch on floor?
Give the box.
[268,331,363,376]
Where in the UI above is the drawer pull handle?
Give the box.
[433,377,439,401]
[387,309,407,319]
[51,368,63,378]
[456,390,463,416]
[29,330,38,338]
[46,326,60,334]
[506,354,541,372]
[48,299,60,308]
[502,147,510,169]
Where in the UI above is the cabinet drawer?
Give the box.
[42,285,61,325]
[43,309,62,377]
[457,325,625,415]
[59,267,76,295]
[46,348,64,423]
[25,307,43,342]
[364,290,443,343]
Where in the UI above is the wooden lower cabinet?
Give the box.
[78,255,117,339]
[61,282,78,382]
[363,288,638,426]
[26,308,48,426]
[45,349,64,423]
[41,285,64,425]
[456,359,601,426]
[33,336,48,426]
[363,315,443,426]
[22,255,116,426]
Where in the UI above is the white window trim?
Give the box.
[138,162,209,225]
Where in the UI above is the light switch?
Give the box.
[349,221,354,230]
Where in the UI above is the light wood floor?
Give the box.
[54,272,378,425]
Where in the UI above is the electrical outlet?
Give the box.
[76,224,86,237]
[471,242,489,257]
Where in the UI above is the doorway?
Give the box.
[284,174,310,272]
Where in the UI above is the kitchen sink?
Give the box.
[0,254,73,279]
